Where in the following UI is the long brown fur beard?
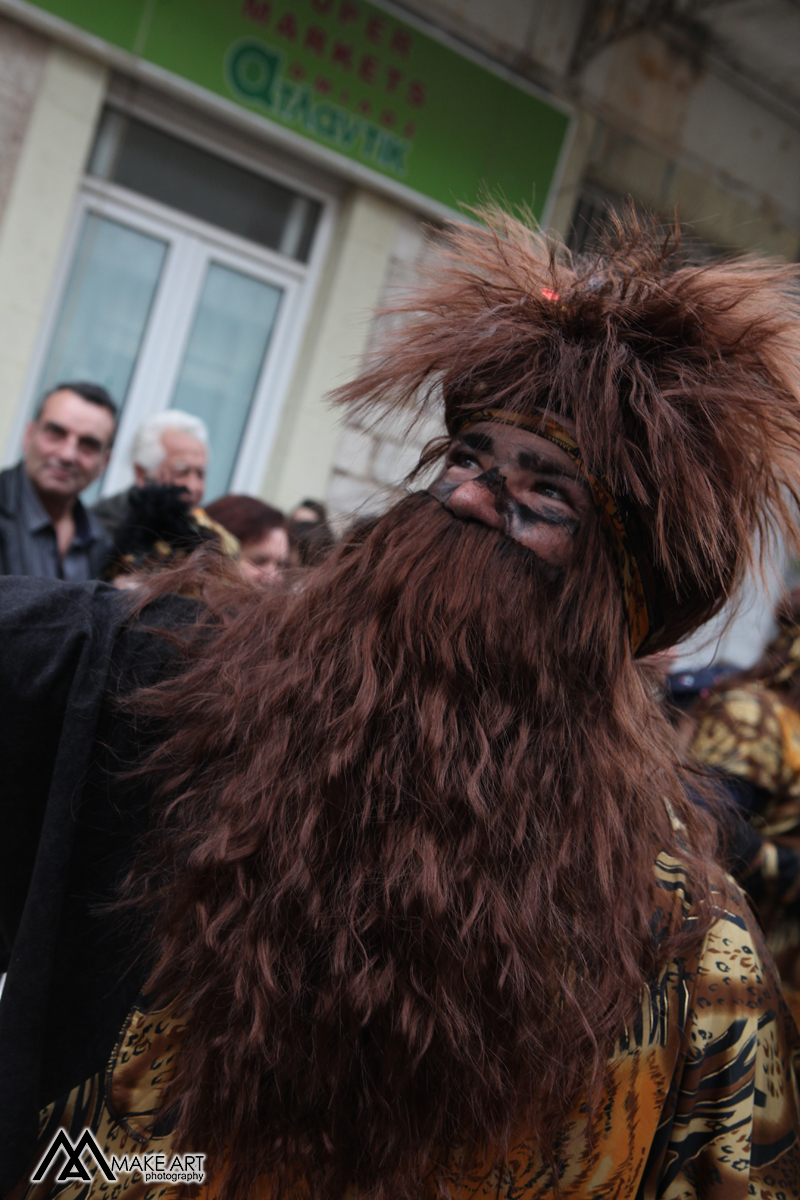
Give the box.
[127,491,725,1200]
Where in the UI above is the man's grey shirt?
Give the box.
[0,462,112,580]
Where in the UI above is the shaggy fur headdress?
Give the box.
[336,208,800,654]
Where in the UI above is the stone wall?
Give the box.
[398,0,800,258]
[324,213,446,527]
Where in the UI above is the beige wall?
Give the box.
[262,187,405,513]
[0,42,106,454]
[0,16,49,226]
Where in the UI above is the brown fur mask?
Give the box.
[128,494,724,1200]
[336,208,800,653]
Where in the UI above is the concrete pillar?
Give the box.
[262,187,404,511]
[546,109,598,242]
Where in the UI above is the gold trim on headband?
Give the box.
[451,407,655,655]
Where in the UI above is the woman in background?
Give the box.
[205,494,290,584]
[289,497,336,566]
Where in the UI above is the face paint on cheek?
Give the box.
[511,499,580,537]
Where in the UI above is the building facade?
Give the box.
[0,0,798,663]
[0,0,571,508]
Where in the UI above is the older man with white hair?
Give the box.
[92,410,209,536]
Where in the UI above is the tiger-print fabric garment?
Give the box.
[12,857,800,1200]
[692,682,800,992]
[692,683,800,806]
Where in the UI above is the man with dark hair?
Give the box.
[5,214,800,1198]
[0,381,116,579]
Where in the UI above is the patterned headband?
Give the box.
[451,407,661,655]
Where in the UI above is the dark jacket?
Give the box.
[0,578,195,1192]
[0,462,112,579]
[91,487,133,538]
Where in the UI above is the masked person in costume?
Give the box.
[4,211,800,1200]
[692,588,800,1004]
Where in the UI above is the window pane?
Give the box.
[37,212,167,410]
[89,112,321,263]
[169,263,283,501]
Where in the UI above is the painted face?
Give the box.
[23,390,114,501]
[428,420,593,567]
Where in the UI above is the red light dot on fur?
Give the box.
[541,288,559,302]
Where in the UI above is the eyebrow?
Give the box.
[461,431,494,453]
[44,421,104,450]
[516,448,585,488]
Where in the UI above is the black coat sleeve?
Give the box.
[0,576,196,1194]
[0,577,123,954]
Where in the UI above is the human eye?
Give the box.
[536,481,566,501]
[448,447,481,470]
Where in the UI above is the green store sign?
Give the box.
[23,0,572,217]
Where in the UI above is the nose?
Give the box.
[444,472,507,531]
[186,473,204,503]
[58,435,80,463]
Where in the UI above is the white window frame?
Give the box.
[9,166,337,500]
